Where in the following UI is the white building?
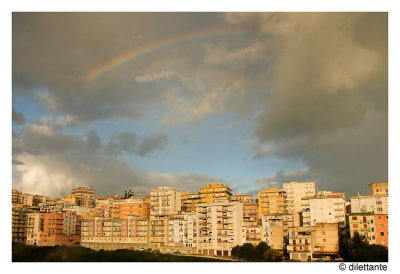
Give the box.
[283,182,316,213]
[350,195,388,214]
[168,214,197,247]
[302,195,346,227]
[150,186,181,217]
[196,199,243,256]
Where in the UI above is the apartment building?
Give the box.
[261,213,301,250]
[150,186,181,217]
[40,212,81,246]
[261,217,284,249]
[71,186,95,207]
[243,202,259,221]
[283,182,316,213]
[149,216,169,250]
[258,188,287,217]
[375,214,388,247]
[12,208,29,243]
[62,194,76,205]
[26,212,44,246]
[350,195,388,214]
[287,223,339,261]
[81,216,150,250]
[241,221,263,246]
[234,193,253,203]
[12,189,22,204]
[21,193,34,207]
[181,192,201,213]
[109,199,150,219]
[200,183,233,204]
[368,182,388,196]
[168,214,197,248]
[301,195,346,227]
[196,199,243,256]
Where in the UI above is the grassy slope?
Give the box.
[12,243,230,262]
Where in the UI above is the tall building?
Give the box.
[181,192,201,213]
[168,214,197,248]
[200,183,233,204]
[71,186,95,207]
[150,186,181,217]
[26,212,44,246]
[196,199,243,256]
[283,182,316,213]
[12,208,29,243]
[40,212,81,246]
[258,188,287,217]
[350,195,388,214]
[368,182,388,196]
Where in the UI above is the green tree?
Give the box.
[263,249,283,262]
[238,243,257,261]
[345,231,388,262]
[231,245,240,258]
[255,241,270,260]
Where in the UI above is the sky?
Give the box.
[11,12,388,199]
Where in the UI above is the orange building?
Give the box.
[181,192,201,213]
[375,214,388,247]
[40,212,81,246]
[243,202,259,221]
[100,201,150,219]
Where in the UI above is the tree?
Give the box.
[351,231,369,249]
[255,241,270,260]
[264,249,283,262]
[345,231,388,262]
[238,243,257,261]
[231,245,240,258]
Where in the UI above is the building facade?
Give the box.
[150,187,181,217]
[283,182,315,213]
[200,184,233,204]
[350,195,388,214]
[368,182,388,196]
[196,200,243,256]
[258,188,287,217]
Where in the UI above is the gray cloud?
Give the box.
[12,108,26,124]
[137,134,168,157]
[227,13,388,196]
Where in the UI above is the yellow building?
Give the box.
[258,188,287,217]
[368,182,388,196]
[62,194,76,204]
[200,183,233,204]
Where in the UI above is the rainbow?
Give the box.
[83,28,243,82]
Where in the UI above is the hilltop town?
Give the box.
[12,182,388,262]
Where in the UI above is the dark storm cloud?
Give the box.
[224,13,388,196]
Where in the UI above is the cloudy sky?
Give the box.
[12,12,388,198]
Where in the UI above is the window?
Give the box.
[381,232,384,236]
[352,217,357,221]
